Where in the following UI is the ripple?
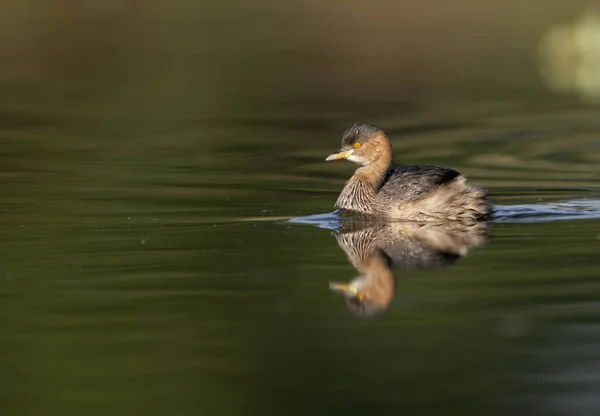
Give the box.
[493,199,600,223]
[290,199,600,228]
[288,212,345,230]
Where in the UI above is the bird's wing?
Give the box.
[378,165,461,201]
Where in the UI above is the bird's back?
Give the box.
[377,165,490,221]
[378,165,461,202]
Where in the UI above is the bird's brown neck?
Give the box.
[356,132,393,189]
[334,146,391,214]
[356,150,391,189]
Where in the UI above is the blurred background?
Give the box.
[3,0,600,119]
[2,1,600,415]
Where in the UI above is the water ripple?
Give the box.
[290,199,600,228]
[493,199,600,223]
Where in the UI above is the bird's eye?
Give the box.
[354,142,361,149]
[357,292,365,301]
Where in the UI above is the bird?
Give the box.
[325,123,491,221]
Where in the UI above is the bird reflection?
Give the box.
[329,216,489,317]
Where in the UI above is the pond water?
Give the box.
[1,102,600,415]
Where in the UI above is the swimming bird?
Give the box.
[326,124,491,221]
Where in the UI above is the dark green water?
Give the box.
[4,3,600,413]
[1,106,600,415]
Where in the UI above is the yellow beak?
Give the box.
[325,149,354,161]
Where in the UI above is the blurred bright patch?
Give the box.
[539,5,600,102]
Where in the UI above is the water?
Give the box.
[1,106,600,415]
[3,1,600,413]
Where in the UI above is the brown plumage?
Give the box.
[326,124,491,221]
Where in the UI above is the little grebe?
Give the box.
[326,124,491,221]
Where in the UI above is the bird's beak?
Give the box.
[325,149,354,161]
[329,282,365,301]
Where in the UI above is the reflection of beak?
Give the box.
[329,282,365,302]
[326,149,354,161]
[329,282,358,296]
[330,282,365,301]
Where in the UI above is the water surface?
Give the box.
[1,104,600,415]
